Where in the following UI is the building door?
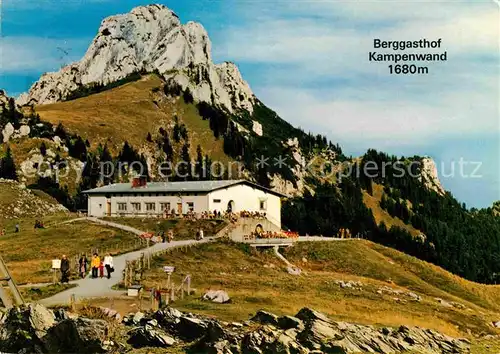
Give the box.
[177,203,183,215]
[106,200,111,216]
[227,200,235,213]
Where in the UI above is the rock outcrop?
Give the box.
[122,307,471,353]
[420,157,445,195]
[0,304,471,353]
[17,4,255,114]
[0,179,68,218]
[0,304,110,353]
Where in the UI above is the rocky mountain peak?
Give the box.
[420,157,445,195]
[17,4,254,113]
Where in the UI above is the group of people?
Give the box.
[238,211,267,219]
[73,253,114,281]
[160,209,268,222]
[199,210,223,219]
[141,230,175,244]
[250,230,299,239]
[34,220,45,229]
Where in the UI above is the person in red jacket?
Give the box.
[99,260,104,278]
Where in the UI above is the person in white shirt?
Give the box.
[103,253,114,279]
[199,228,204,240]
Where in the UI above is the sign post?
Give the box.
[163,266,175,303]
[52,259,61,284]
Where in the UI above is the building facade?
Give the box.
[84,179,284,228]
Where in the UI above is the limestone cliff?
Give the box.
[17,4,255,114]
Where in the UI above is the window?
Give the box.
[117,203,127,211]
[146,203,156,212]
[187,202,194,211]
[213,199,221,203]
[131,203,141,212]
[160,202,170,211]
[260,200,266,211]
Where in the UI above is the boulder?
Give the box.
[44,317,109,353]
[152,307,182,329]
[251,310,279,326]
[2,122,14,143]
[176,316,209,341]
[278,315,304,330]
[0,303,55,353]
[127,326,175,348]
[202,290,231,304]
[132,311,145,324]
[19,125,31,137]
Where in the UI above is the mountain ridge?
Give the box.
[17,4,255,115]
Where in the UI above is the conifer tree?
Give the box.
[0,147,17,181]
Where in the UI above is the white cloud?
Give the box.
[256,85,498,150]
[212,1,499,154]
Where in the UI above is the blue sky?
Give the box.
[1,0,498,208]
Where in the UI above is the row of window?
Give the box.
[117,202,195,212]
[107,192,204,198]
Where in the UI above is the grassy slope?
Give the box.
[0,180,65,219]
[141,240,500,339]
[0,217,144,284]
[35,74,231,164]
[363,182,421,236]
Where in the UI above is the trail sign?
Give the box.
[163,266,175,273]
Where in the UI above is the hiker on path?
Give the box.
[103,253,114,279]
[167,229,173,243]
[199,228,204,240]
[91,253,100,279]
[78,254,88,278]
[60,255,70,283]
[15,224,19,233]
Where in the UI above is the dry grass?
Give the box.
[140,240,500,338]
[363,182,421,236]
[20,283,77,302]
[0,217,143,284]
[35,74,233,166]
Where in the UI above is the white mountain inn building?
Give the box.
[84,179,284,228]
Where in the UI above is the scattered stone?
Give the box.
[335,279,363,290]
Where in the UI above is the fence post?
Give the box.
[70,294,76,311]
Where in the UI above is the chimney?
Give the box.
[131,176,147,188]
